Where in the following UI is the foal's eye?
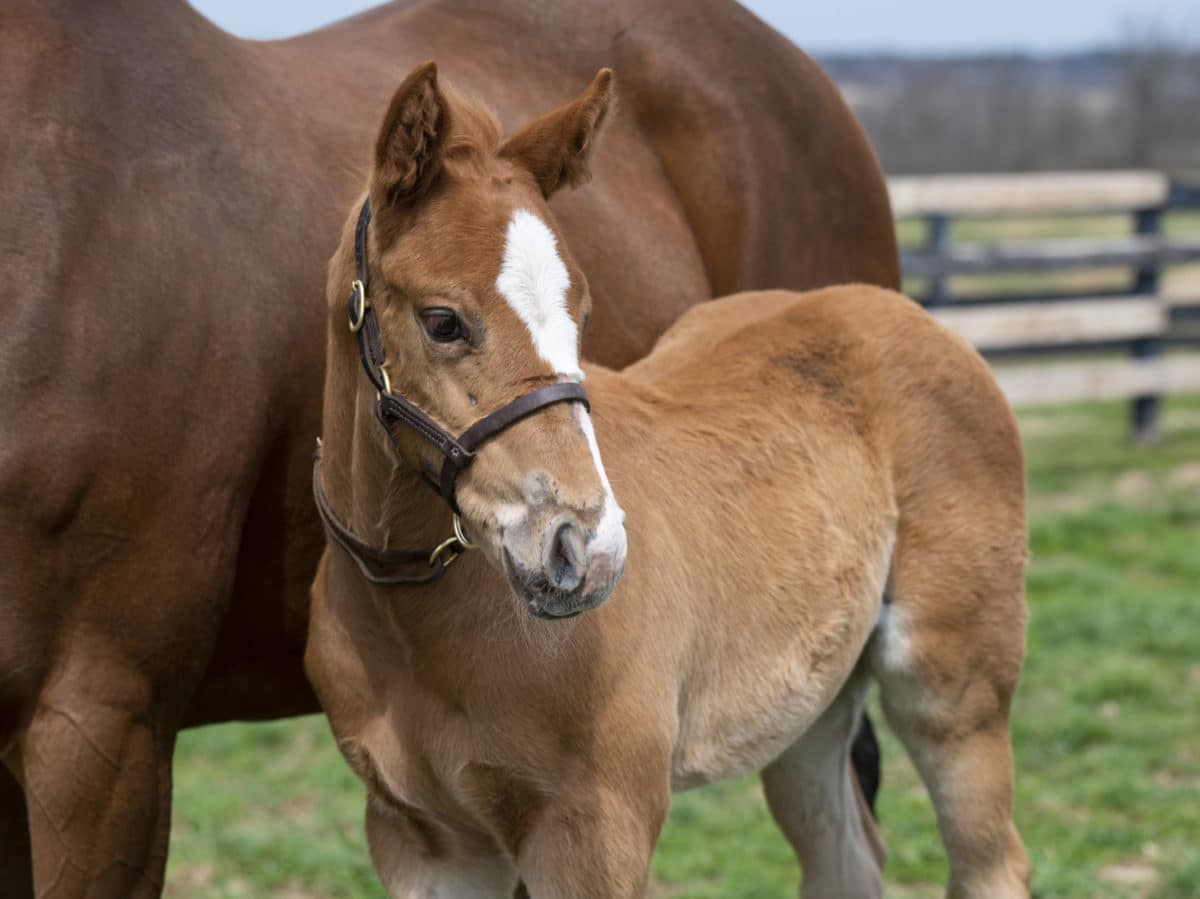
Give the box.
[420,308,468,343]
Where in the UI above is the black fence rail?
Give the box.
[890,171,1200,442]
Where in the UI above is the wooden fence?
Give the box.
[889,171,1200,442]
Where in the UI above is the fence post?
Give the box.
[924,213,951,306]
[1131,205,1163,444]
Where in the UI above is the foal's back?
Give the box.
[624,285,1021,510]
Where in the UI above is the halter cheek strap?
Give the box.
[314,197,591,584]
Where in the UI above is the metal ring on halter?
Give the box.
[452,513,475,549]
[348,280,369,333]
[428,515,476,569]
[377,363,391,398]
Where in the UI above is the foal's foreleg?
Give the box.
[516,781,669,899]
[365,803,518,899]
[761,669,885,899]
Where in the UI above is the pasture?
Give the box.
[165,394,1200,899]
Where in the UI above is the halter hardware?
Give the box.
[348,280,368,333]
[314,197,591,585]
[429,515,476,570]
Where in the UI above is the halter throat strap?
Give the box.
[312,444,450,585]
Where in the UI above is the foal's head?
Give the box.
[330,63,625,619]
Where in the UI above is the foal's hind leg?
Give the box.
[871,553,1031,897]
[761,669,885,899]
[0,762,33,899]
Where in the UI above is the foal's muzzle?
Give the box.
[502,511,626,619]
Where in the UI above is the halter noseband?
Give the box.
[313,197,591,585]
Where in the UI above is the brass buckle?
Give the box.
[348,280,369,333]
[376,363,391,400]
[428,515,476,570]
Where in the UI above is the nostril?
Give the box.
[544,517,587,592]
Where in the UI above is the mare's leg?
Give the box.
[2,500,241,897]
[761,669,885,899]
[365,803,518,899]
[16,654,179,899]
[0,762,34,899]
[870,555,1030,897]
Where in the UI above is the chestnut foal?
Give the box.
[307,64,1031,898]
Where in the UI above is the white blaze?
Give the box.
[495,208,626,558]
[495,209,582,380]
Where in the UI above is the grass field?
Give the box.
[164,395,1200,899]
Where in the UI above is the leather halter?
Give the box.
[313,197,591,585]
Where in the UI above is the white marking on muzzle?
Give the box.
[576,409,628,560]
[495,208,626,558]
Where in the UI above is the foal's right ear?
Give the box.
[499,68,614,199]
[371,62,450,209]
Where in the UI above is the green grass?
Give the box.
[166,395,1200,898]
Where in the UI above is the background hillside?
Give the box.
[816,43,1200,173]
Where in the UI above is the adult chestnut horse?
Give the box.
[0,0,896,895]
[309,64,1029,899]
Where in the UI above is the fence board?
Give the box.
[902,234,1200,278]
[1165,293,1200,310]
[889,171,1169,217]
[933,298,1165,350]
[994,355,1200,406]
[889,171,1200,432]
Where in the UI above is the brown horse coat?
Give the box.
[0,1,895,895]
[312,288,1031,898]
[307,68,1028,898]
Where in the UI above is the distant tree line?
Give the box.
[818,35,1200,174]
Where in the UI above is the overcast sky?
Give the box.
[189,0,1200,54]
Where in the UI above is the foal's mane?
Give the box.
[441,83,502,165]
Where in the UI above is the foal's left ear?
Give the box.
[499,68,614,199]
[372,61,450,209]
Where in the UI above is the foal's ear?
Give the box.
[371,62,450,209]
[499,68,614,199]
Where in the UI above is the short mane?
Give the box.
[442,83,502,162]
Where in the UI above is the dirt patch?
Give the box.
[278,886,336,899]
[1097,861,1159,898]
[1113,470,1155,502]
[1167,463,1200,491]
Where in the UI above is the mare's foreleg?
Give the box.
[0,762,33,899]
[15,653,179,899]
